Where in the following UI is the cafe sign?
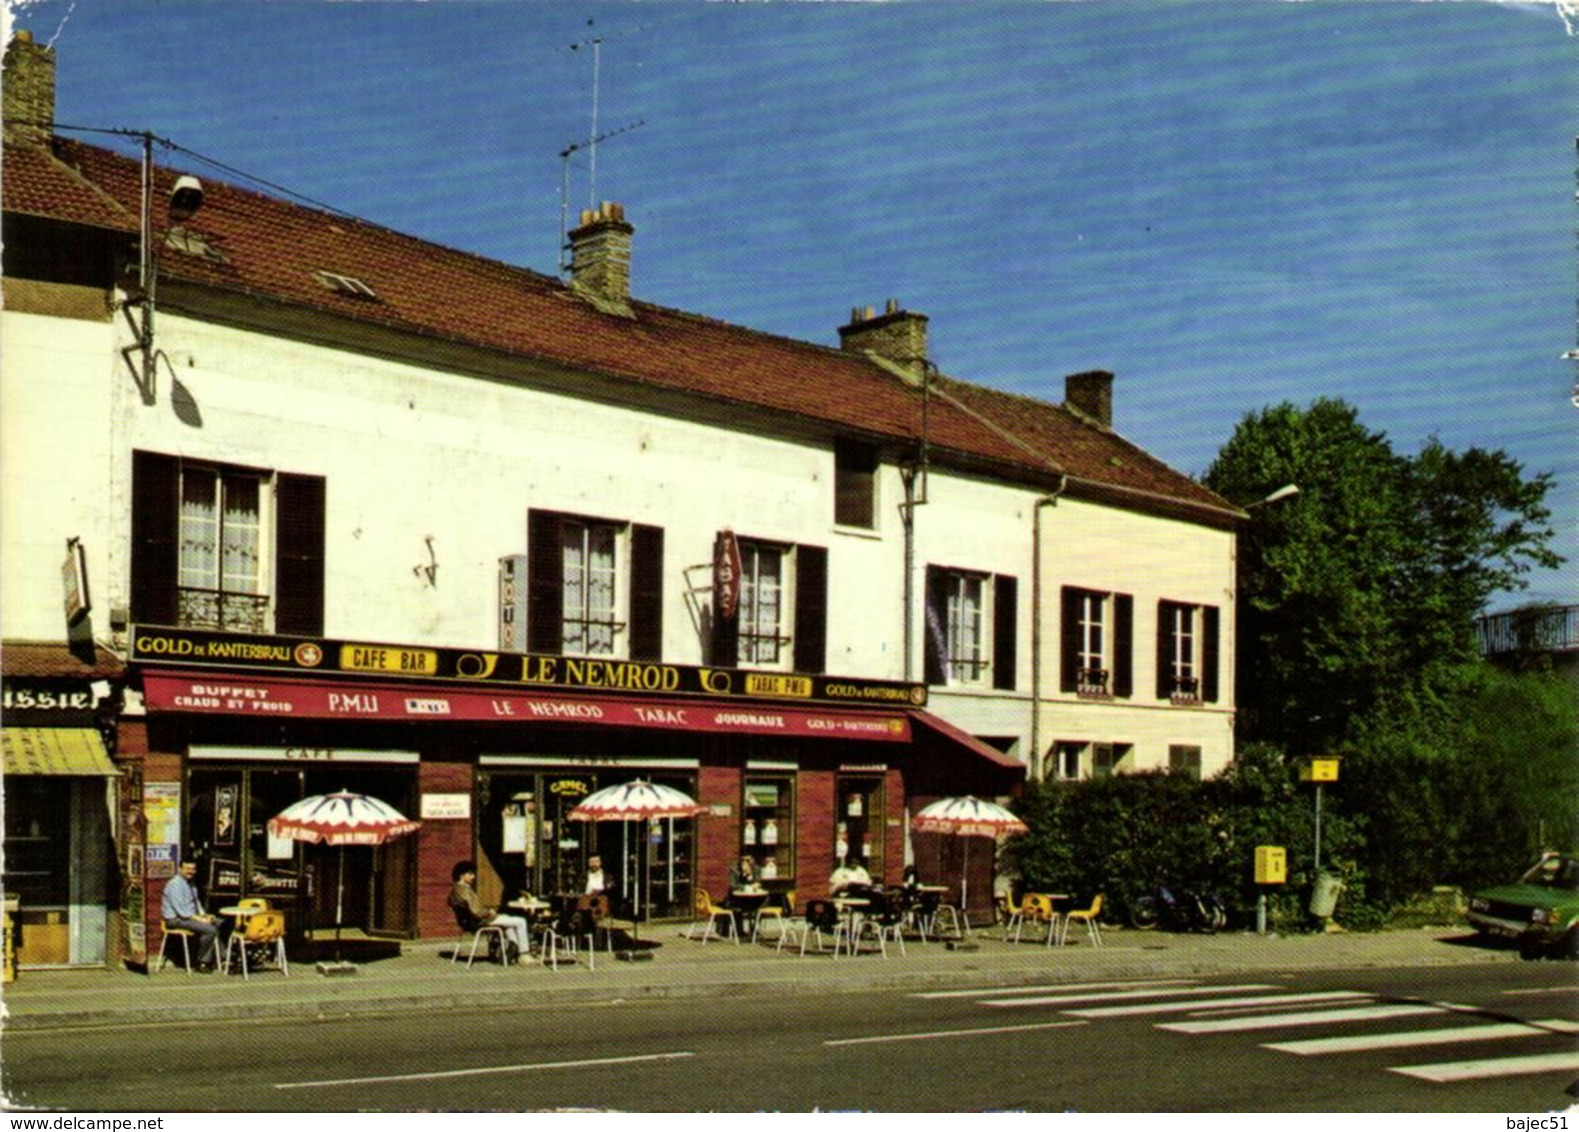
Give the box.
[130,624,928,708]
[713,529,742,621]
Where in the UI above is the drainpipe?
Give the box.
[1029,476,1068,780]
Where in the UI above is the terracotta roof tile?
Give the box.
[35,140,1235,521]
[1,142,136,232]
[2,641,126,679]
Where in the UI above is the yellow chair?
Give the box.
[222,909,290,978]
[1058,893,1104,948]
[1003,894,1041,943]
[683,889,738,944]
[752,889,795,944]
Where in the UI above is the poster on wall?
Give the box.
[143,782,181,879]
[213,785,237,847]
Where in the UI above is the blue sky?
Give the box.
[11,0,1575,607]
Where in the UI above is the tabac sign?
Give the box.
[129,625,928,708]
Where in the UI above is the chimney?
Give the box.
[4,30,56,148]
[1065,370,1114,429]
[838,298,930,379]
[567,201,634,310]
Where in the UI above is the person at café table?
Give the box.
[730,854,760,890]
[448,860,534,965]
[583,854,613,895]
[828,856,872,895]
[161,858,224,970]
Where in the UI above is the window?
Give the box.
[1169,744,1203,779]
[178,466,265,631]
[739,542,788,666]
[1054,741,1085,781]
[741,774,796,881]
[1091,742,1133,779]
[835,776,884,875]
[527,510,663,660]
[562,518,619,656]
[710,535,827,673]
[131,451,325,635]
[925,567,1017,689]
[1061,587,1133,698]
[833,439,878,529]
[1155,600,1221,703]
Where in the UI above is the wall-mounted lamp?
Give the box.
[120,135,203,406]
[414,536,439,587]
[1245,483,1300,510]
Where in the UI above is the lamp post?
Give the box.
[1244,483,1300,510]
[122,133,203,405]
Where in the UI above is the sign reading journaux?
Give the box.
[129,625,927,708]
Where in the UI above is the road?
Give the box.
[4,962,1576,1112]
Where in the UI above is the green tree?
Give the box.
[1204,398,1560,751]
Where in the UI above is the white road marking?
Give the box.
[1266,1018,1579,1055]
[1389,1051,1579,1083]
[274,1050,696,1089]
[1062,990,1368,1018]
[984,983,1282,1009]
[825,1019,1089,1046]
[1161,1002,1454,1034]
[1499,986,1579,998]
[913,978,1198,1000]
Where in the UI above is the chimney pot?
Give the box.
[568,200,635,309]
[838,300,930,379]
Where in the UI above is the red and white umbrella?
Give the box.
[268,790,421,957]
[912,796,1026,923]
[569,780,704,916]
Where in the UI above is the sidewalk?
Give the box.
[1,923,1514,1033]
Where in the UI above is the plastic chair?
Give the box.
[1058,893,1104,948]
[222,909,289,979]
[537,900,594,971]
[683,889,739,944]
[798,899,851,958]
[451,904,510,967]
[1002,894,1039,941]
[156,925,201,975]
[855,891,906,957]
[752,889,795,944]
[1008,894,1057,944]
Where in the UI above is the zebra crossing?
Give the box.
[913,978,1579,1086]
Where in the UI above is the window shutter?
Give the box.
[130,450,179,625]
[992,574,1017,690]
[1202,604,1221,703]
[793,543,828,674]
[274,473,326,637]
[1059,586,1080,692]
[833,439,877,529]
[923,566,947,685]
[1156,600,1174,699]
[526,509,564,654]
[629,524,664,661]
[1113,592,1134,698]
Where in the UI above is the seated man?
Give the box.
[828,856,873,895]
[583,854,613,896]
[161,859,223,970]
[448,860,534,965]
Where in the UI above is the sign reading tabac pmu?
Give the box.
[128,625,927,708]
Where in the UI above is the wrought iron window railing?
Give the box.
[177,587,269,633]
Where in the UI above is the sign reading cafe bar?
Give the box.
[129,625,928,708]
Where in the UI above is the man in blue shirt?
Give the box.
[161,859,221,970]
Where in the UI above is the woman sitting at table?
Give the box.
[730,853,760,890]
[828,856,872,895]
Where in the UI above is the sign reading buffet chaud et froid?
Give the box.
[128,625,928,708]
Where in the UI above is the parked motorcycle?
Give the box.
[1130,884,1227,932]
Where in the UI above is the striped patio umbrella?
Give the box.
[912,796,1027,921]
[569,781,704,916]
[268,790,421,957]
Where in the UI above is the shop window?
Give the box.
[1156,600,1221,704]
[131,450,325,634]
[741,775,795,882]
[710,537,828,674]
[1091,742,1133,779]
[925,568,1017,689]
[2,778,71,908]
[1054,741,1086,781]
[1061,586,1133,698]
[834,776,884,878]
[1169,744,1203,780]
[833,438,878,529]
[527,509,663,660]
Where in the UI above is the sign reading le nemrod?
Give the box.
[129,625,927,708]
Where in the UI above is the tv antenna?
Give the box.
[567,18,648,210]
[558,119,646,274]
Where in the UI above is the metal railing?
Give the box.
[1476,605,1579,656]
[177,588,269,633]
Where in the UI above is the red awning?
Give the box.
[907,709,1025,772]
[140,670,912,742]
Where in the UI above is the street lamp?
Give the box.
[1245,483,1299,510]
[121,134,203,405]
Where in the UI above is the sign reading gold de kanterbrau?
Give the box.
[129,625,927,708]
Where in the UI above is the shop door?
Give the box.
[186,766,310,925]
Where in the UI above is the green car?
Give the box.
[1467,852,1579,960]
